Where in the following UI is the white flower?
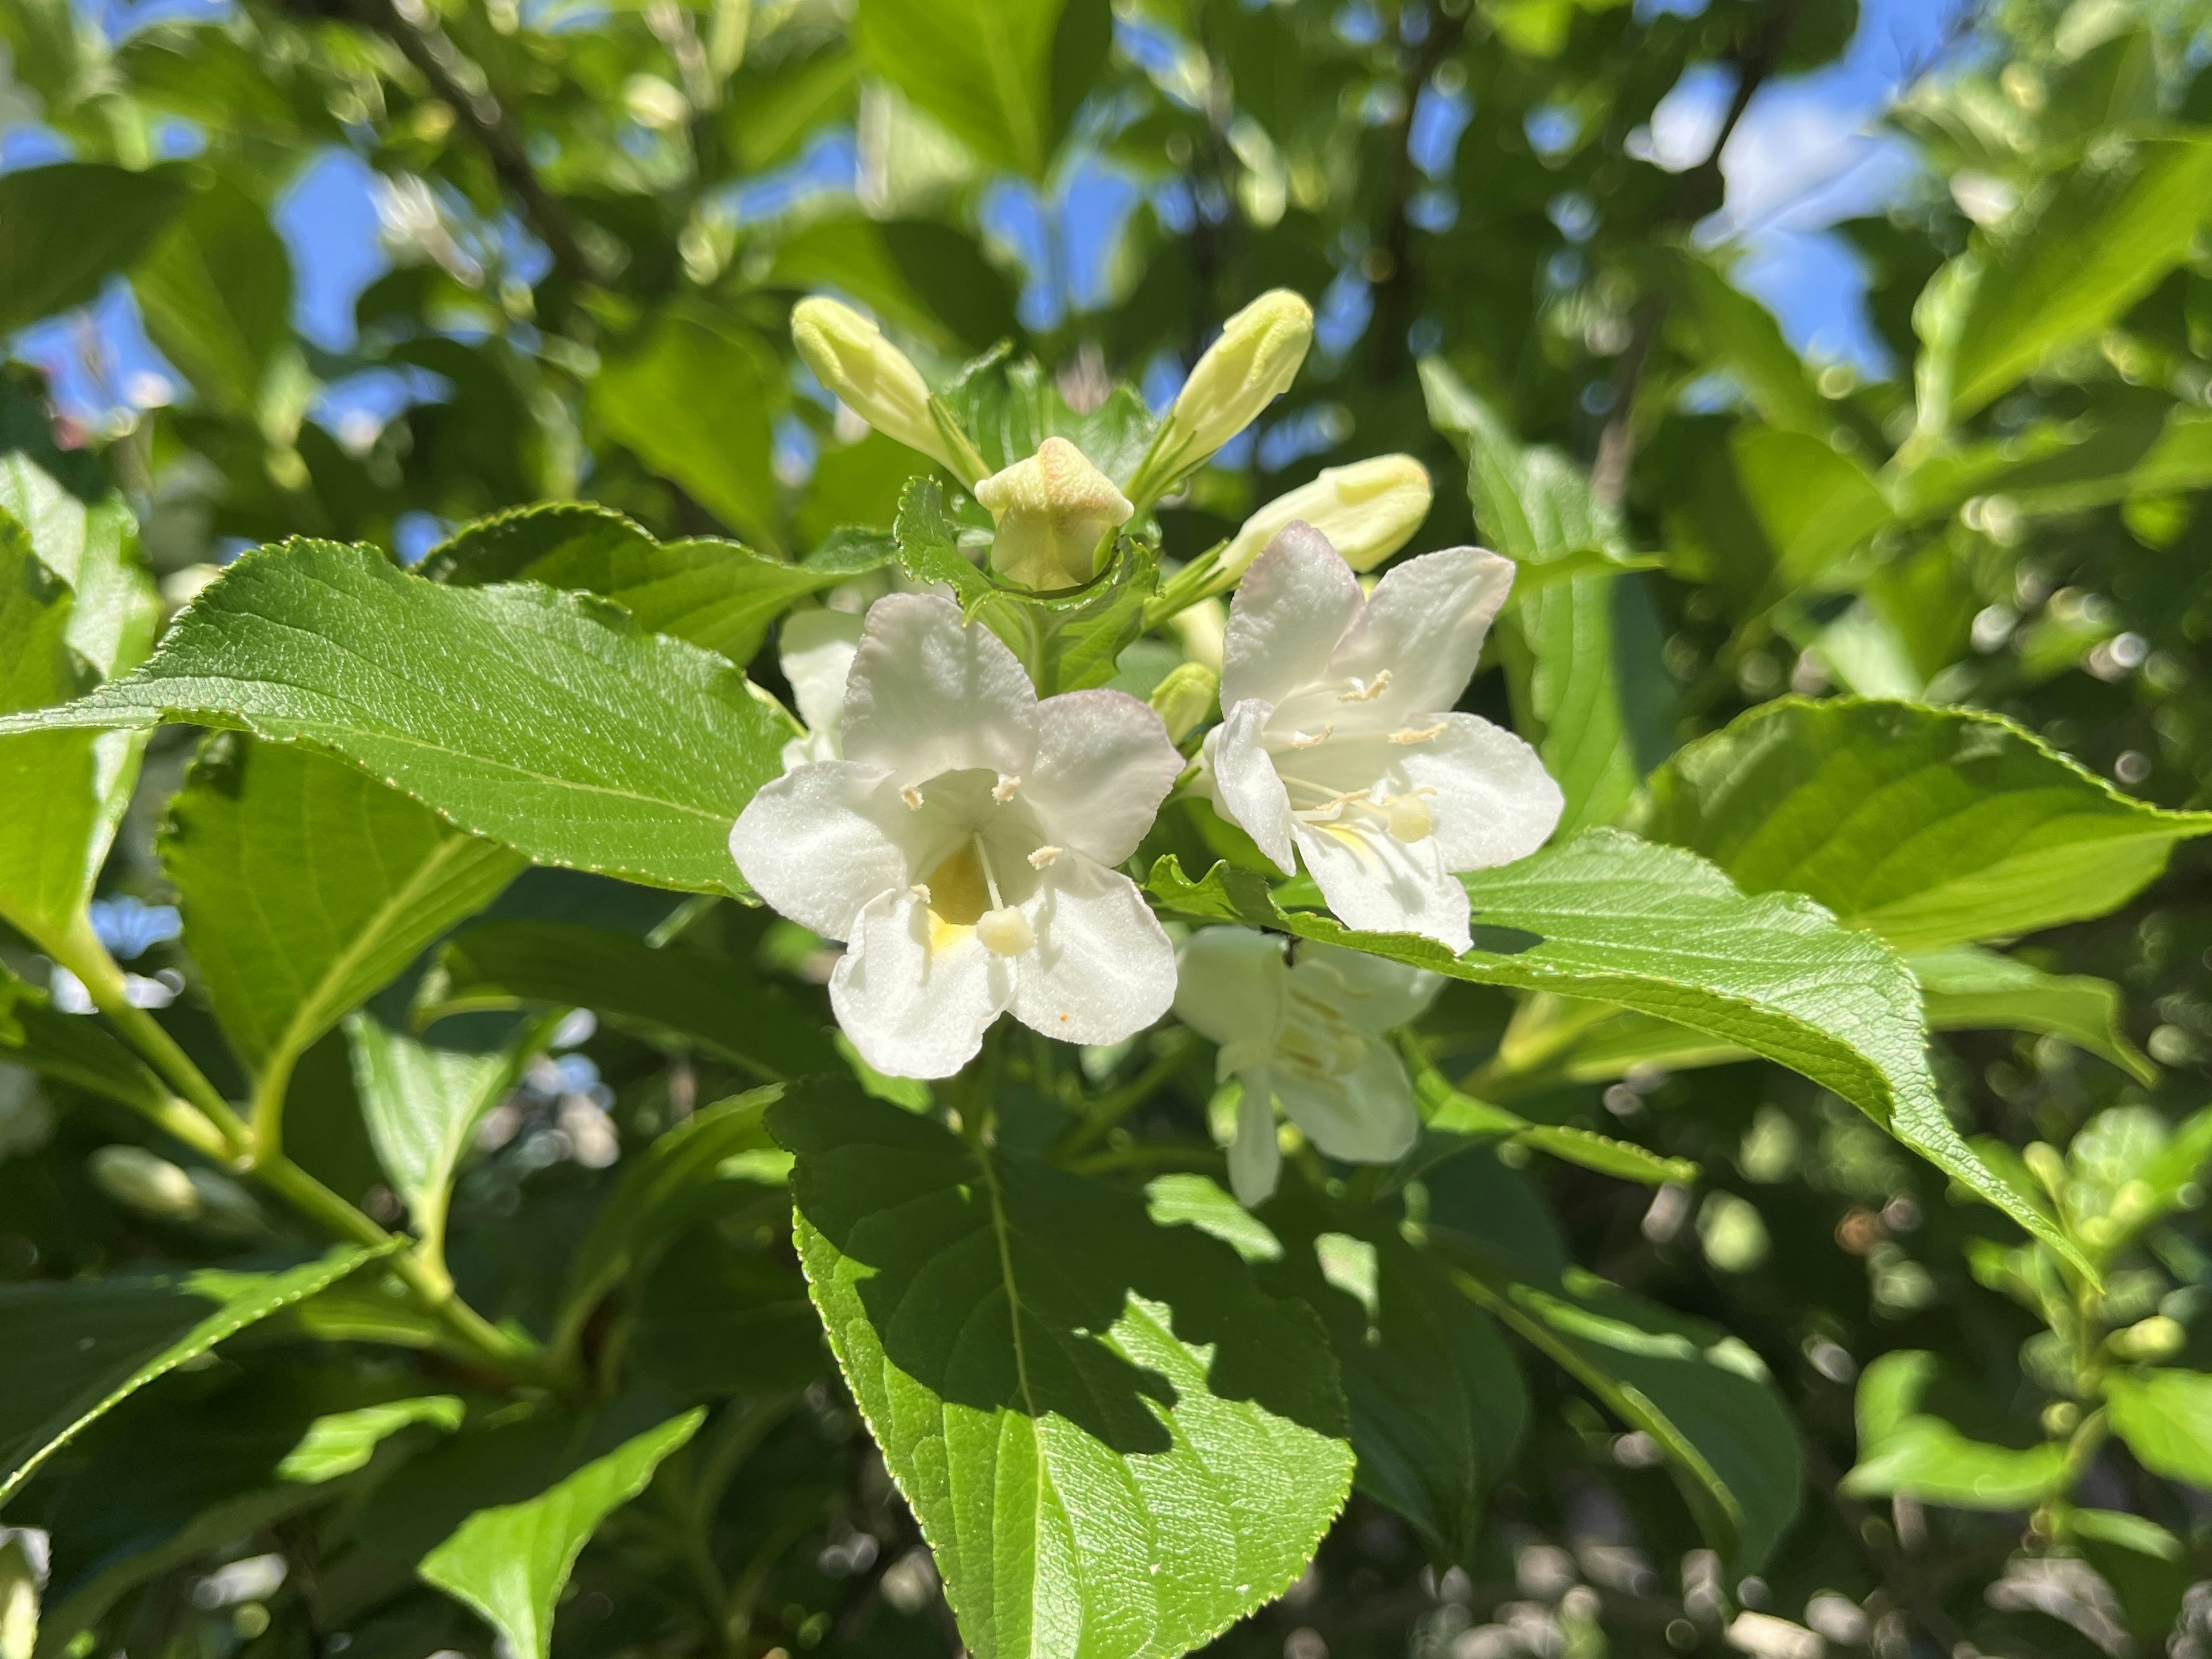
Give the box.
[777,609,864,769]
[974,436,1134,590]
[1197,523,1563,952]
[1219,454,1431,579]
[1173,927,1443,1206]
[732,593,1184,1078]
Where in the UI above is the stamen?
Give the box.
[910,883,933,903]
[1389,722,1448,745]
[1286,723,1334,749]
[1028,845,1063,869]
[993,774,1021,804]
[900,785,925,810]
[1338,669,1392,703]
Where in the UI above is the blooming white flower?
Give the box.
[974,436,1134,590]
[777,608,864,769]
[732,593,1184,1078]
[1198,522,1563,952]
[1173,927,1443,1206]
[1218,454,1432,580]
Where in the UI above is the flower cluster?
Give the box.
[734,287,1565,1191]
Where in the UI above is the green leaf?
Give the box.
[774,1083,1354,1659]
[133,173,293,415]
[852,0,1070,179]
[2103,1369,2212,1487]
[1947,135,2212,418]
[424,502,893,667]
[1145,832,2086,1272]
[944,350,1161,482]
[0,1244,396,1506]
[1840,1351,2066,1509]
[1724,428,1895,601]
[593,306,783,547]
[0,965,172,1115]
[416,920,839,1082]
[1664,248,1839,440]
[1909,945,2154,1084]
[1406,1039,1697,1184]
[0,539,792,896]
[1628,698,2212,951]
[361,1399,705,1659]
[160,736,524,1096]
[0,162,190,333]
[0,452,158,684]
[346,1014,521,1255]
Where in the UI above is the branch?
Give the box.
[1365,6,1471,385]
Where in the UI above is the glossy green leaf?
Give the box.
[593,307,782,547]
[1498,570,1668,835]
[851,0,1069,179]
[1665,249,1838,440]
[2103,1369,2212,1488]
[945,349,1160,483]
[774,1084,1354,1659]
[0,1244,396,1506]
[346,1014,520,1255]
[417,919,839,1082]
[1726,427,1895,600]
[1630,698,2212,950]
[1908,945,2154,1083]
[161,736,523,1093]
[1947,135,2212,418]
[362,1400,704,1659]
[133,173,293,414]
[1406,1039,1696,1184]
[1146,831,2084,1271]
[425,501,893,666]
[0,162,190,333]
[0,964,171,1114]
[1840,1351,2066,1509]
[0,539,792,895]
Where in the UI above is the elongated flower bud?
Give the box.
[1135,289,1312,498]
[975,437,1134,591]
[2109,1313,2185,1361]
[0,1535,37,1659]
[89,1145,199,1221]
[790,297,968,477]
[1220,454,1431,578]
[1149,661,1219,743]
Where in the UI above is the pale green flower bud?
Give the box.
[0,1535,37,1659]
[1149,661,1219,744]
[1219,454,1431,579]
[1135,290,1312,498]
[2108,1313,2185,1362]
[975,437,1134,591]
[790,297,969,478]
[90,1145,199,1221]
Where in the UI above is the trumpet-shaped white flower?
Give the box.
[1173,927,1443,1206]
[732,593,1183,1078]
[1198,523,1563,952]
[777,609,864,769]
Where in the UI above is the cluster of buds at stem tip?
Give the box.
[789,296,983,483]
[975,436,1134,591]
[1219,454,1431,579]
[1128,289,1313,503]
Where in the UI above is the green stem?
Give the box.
[1055,1030,1197,1157]
[1141,543,1228,630]
[1066,1141,1218,1177]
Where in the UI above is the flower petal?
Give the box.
[1210,696,1297,873]
[1325,546,1514,722]
[1173,926,1289,1050]
[830,888,1012,1078]
[840,593,1038,787]
[1219,521,1363,711]
[1024,688,1183,865]
[1291,944,1444,1035]
[1012,855,1178,1045]
[1292,817,1472,953]
[779,609,865,742]
[1228,1074,1283,1207]
[1274,1043,1419,1163]
[729,761,916,939]
[1395,712,1564,872]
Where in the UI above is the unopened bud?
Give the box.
[1149,662,1219,744]
[975,437,1134,590]
[790,297,969,478]
[90,1145,199,1221]
[1135,289,1312,497]
[0,1535,37,1659]
[1219,454,1431,579]
[2108,1314,2185,1362]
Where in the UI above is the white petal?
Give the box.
[1012,855,1177,1046]
[1292,817,1472,954]
[1290,944,1444,1035]
[840,593,1038,788]
[729,762,916,939]
[1219,522,1362,711]
[1173,926,1289,1050]
[779,609,865,742]
[830,889,1012,1078]
[1396,712,1564,871]
[1228,1073,1283,1208]
[1325,546,1514,722]
[1024,689,1183,865]
[1210,697,1297,874]
[1274,1043,1419,1164]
